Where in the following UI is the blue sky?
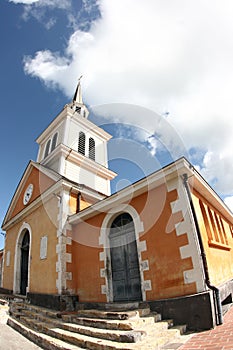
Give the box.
[1,0,233,249]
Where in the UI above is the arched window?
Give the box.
[51,132,58,152]
[78,132,86,155]
[44,132,58,159]
[111,213,133,231]
[44,139,51,158]
[89,137,95,161]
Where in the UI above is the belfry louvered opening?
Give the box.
[89,137,95,161]
[78,131,86,155]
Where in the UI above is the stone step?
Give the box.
[62,315,135,330]
[16,306,176,336]
[103,305,151,317]
[14,317,139,349]
[75,309,140,320]
[10,302,60,319]
[102,302,149,310]
[0,298,8,305]
[41,322,182,350]
[10,301,151,321]
[8,300,189,350]
[171,324,187,335]
[7,317,83,350]
[10,301,161,331]
[9,315,185,350]
[20,315,144,343]
[61,314,157,330]
[18,313,186,349]
[75,302,150,312]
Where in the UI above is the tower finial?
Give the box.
[72,75,83,104]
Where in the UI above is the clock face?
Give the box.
[23,184,34,205]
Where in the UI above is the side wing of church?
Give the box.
[1,82,233,330]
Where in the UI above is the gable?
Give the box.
[2,162,59,226]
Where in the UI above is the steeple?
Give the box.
[70,75,89,118]
[36,78,117,196]
[72,75,83,105]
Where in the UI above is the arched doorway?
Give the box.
[20,230,30,295]
[109,213,142,302]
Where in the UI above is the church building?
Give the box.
[2,82,233,330]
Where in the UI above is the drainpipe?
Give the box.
[76,192,81,213]
[182,173,223,326]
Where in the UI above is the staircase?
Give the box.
[7,299,190,350]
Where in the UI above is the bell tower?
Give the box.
[36,79,116,196]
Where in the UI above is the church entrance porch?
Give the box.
[109,213,142,302]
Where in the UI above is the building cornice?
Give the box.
[68,157,188,224]
[41,144,117,180]
[2,175,107,231]
[36,105,112,144]
[68,157,233,225]
[1,161,62,228]
[188,165,233,222]
[2,181,62,231]
[2,179,76,231]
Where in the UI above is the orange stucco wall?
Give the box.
[0,250,3,286]
[192,190,233,287]
[69,193,78,214]
[10,167,55,220]
[2,197,58,294]
[130,185,196,299]
[69,183,197,302]
[69,193,92,214]
[67,213,106,302]
[2,230,15,291]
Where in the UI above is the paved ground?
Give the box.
[178,305,233,350]
[0,302,42,349]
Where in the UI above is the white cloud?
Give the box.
[224,196,233,213]
[9,0,70,6]
[24,50,70,91]
[23,0,233,196]
[146,136,158,157]
[9,0,72,28]
[10,0,71,7]
[9,0,39,3]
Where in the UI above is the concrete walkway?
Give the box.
[0,302,42,349]
[178,305,233,350]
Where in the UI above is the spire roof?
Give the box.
[72,75,83,105]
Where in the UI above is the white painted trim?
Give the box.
[36,105,112,144]
[69,157,233,226]
[3,178,103,231]
[13,222,32,294]
[66,147,117,180]
[40,236,48,260]
[2,161,61,228]
[55,190,71,294]
[63,115,71,147]
[167,177,206,293]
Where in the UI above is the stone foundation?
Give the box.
[149,291,215,331]
[27,292,78,311]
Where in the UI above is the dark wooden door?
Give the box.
[110,214,142,302]
[20,231,30,295]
